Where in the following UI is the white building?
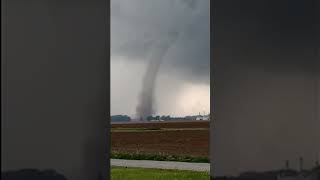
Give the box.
[196,114,210,121]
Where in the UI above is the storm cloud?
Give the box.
[111,0,210,117]
[111,0,210,84]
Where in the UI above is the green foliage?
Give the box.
[160,115,171,120]
[111,152,210,163]
[111,166,210,180]
[111,115,131,122]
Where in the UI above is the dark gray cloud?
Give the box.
[180,0,198,9]
[213,0,317,48]
[111,0,210,84]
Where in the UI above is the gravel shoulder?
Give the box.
[111,159,210,172]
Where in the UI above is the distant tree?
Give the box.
[160,115,171,121]
[160,116,166,120]
[111,115,131,122]
[147,116,153,121]
[155,116,160,120]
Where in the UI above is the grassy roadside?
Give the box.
[111,166,210,180]
[111,152,210,163]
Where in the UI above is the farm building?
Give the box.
[196,115,210,121]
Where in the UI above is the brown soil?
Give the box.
[111,121,210,157]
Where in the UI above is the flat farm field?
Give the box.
[111,121,210,157]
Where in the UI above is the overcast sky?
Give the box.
[111,0,210,118]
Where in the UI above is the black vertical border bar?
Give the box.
[105,0,111,179]
[210,0,215,179]
[312,49,319,170]
[1,0,8,162]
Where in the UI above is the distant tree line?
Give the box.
[146,115,171,121]
[111,115,131,122]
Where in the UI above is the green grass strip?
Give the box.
[111,152,210,163]
[111,166,210,180]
